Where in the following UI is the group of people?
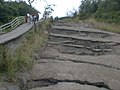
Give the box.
[25,13,39,24]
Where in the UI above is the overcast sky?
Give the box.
[32,0,81,18]
[6,0,81,18]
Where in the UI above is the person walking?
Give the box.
[36,13,39,21]
[27,13,30,24]
[25,15,28,23]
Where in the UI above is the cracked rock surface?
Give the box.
[29,82,108,90]
[27,22,120,90]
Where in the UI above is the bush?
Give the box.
[95,11,120,24]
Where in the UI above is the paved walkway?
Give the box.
[0,23,34,44]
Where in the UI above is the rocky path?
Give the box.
[27,22,120,90]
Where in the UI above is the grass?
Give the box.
[84,18,120,33]
[61,16,120,33]
[1,28,12,34]
[0,19,51,82]
[0,28,11,35]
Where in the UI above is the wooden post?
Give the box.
[33,18,37,32]
[11,22,13,30]
[17,17,20,26]
[0,26,2,32]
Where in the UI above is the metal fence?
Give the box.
[0,16,25,32]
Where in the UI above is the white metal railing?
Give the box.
[0,16,25,32]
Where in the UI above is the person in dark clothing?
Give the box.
[36,13,39,21]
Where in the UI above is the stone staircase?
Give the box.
[27,22,120,90]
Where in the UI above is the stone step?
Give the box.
[50,33,120,43]
[49,36,119,49]
[28,61,120,90]
[48,42,113,52]
[48,44,113,56]
[39,46,120,70]
[48,42,114,56]
[51,28,111,38]
[52,26,116,35]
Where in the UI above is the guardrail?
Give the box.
[0,16,25,33]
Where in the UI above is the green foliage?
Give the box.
[0,0,38,25]
[95,11,120,23]
[79,0,120,24]
[0,45,16,79]
[0,45,7,72]
[43,4,55,19]
[79,0,100,18]
[54,16,59,21]
[85,18,120,33]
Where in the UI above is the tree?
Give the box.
[43,4,55,19]
[27,0,35,7]
[79,0,100,16]
[0,0,4,4]
[26,0,48,7]
[78,0,120,23]
[0,0,38,25]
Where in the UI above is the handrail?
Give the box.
[0,16,25,32]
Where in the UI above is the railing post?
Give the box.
[11,21,13,30]
[0,16,24,33]
[17,17,20,25]
[0,26,2,32]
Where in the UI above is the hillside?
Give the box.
[0,0,38,25]
[79,0,120,24]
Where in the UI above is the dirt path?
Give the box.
[27,22,120,90]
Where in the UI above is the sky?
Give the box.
[32,0,81,18]
[6,0,81,18]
